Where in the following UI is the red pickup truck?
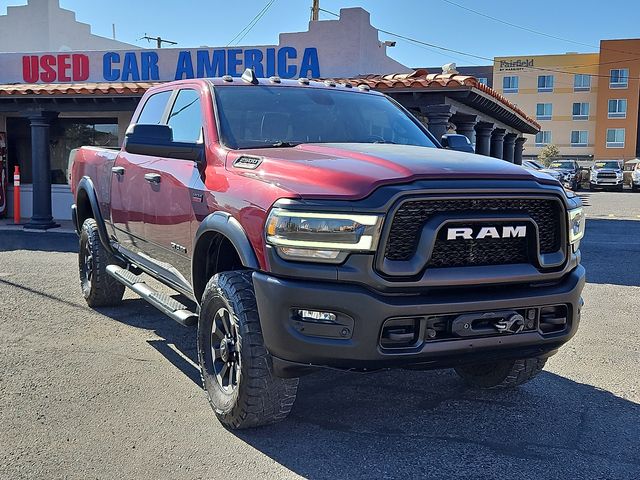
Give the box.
[70,71,586,429]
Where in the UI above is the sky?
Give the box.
[3,0,640,67]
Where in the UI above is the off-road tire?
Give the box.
[79,218,125,307]
[455,357,547,389]
[197,270,299,429]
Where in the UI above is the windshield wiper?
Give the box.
[269,141,300,148]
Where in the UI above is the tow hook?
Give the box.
[495,314,525,334]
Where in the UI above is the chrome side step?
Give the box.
[106,265,198,326]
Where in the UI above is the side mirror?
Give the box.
[124,124,204,162]
[441,133,474,153]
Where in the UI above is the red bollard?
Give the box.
[13,165,20,224]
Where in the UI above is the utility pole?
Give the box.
[140,34,178,49]
[310,0,320,21]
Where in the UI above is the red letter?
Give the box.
[57,54,71,82]
[72,54,89,81]
[22,56,39,82]
[40,55,57,82]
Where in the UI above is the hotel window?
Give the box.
[535,130,552,146]
[574,74,591,91]
[570,130,588,147]
[610,68,629,88]
[503,76,518,93]
[608,99,627,118]
[572,102,590,120]
[606,128,625,148]
[477,77,488,85]
[537,75,554,92]
[536,103,552,120]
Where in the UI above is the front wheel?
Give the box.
[455,357,547,389]
[197,271,299,429]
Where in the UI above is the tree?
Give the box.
[537,144,560,166]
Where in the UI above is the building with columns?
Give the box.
[331,71,538,164]
[0,1,537,227]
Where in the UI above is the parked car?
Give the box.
[548,160,581,190]
[69,73,586,429]
[590,160,624,191]
[623,159,640,191]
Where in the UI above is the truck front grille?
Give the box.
[383,197,562,266]
[597,172,617,179]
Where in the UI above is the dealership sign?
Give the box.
[1,47,321,84]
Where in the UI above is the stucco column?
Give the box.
[514,137,527,165]
[490,128,507,160]
[474,121,494,156]
[422,104,454,142]
[503,133,518,163]
[452,114,477,144]
[25,111,59,230]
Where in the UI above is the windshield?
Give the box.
[214,86,437,150]
[550,161,574,169]
[594,161,620,169]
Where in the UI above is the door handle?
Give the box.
[144,173,162,184]
[111,166,125,176]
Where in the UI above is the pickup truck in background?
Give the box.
[589,160,624,191]
[70,70,586,429]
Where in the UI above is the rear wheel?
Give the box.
[197,271,299,429]
[455,357,547,389]
[79,218,125,307]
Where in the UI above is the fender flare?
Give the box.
[75,176,114,254]
[192,212,260,300]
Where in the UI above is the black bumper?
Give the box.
[253,266,585,377]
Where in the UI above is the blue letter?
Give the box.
[140,52,159,81]
[243,49,264,77]
[196,50,226,77]
[175,51,194,80]
[227,49,242,77]
[103,52,120,81]
[299,48,320,78]
[121,52,140,81]
[265,48,276,77]
[277,47,297,78]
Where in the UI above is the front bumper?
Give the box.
[591,179,623,187]
[254,265,585,376]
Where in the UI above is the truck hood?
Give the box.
[226,143,558,199]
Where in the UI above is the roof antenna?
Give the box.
[241,68,259,85]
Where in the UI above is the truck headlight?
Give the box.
[590,171,597,180]
[568,207,585,245]
[266,209,383,263]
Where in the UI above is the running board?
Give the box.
[106,265,197,326]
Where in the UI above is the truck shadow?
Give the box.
[236,368,640,479]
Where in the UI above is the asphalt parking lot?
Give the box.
[1,191,639,480]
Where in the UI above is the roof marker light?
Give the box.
[324,80,336,87]
[241,68,259,85]
[222,75,233,82]
[358,84,370,91]
[298,77,310,85]
[269,76,281,84]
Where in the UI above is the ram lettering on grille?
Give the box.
[384,198,562,268]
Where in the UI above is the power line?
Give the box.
[227,0,277,47]
[440,0,640,58]
[319,7,639,80]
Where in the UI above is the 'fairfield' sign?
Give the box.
[4,47,321,84]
